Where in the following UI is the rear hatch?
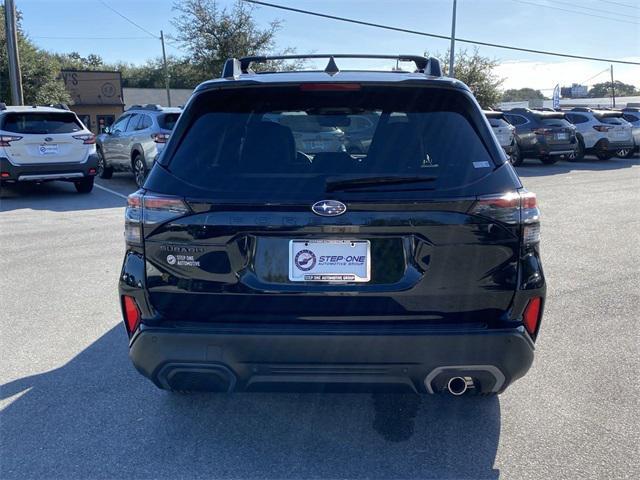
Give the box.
[487,115,514,147]
[140,83,523,326]
[596,113,633,143]
[0,111,88,164]
[537,115,575,149]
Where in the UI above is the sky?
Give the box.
[18,0,640,93]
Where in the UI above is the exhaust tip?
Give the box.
[447,376,471,396]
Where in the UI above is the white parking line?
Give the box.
[95,182,128,200]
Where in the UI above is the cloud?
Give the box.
[495,58,640,92]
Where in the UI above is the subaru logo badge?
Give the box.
[44,137,53,142]
[311,200,347,217]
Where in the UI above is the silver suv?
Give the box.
[620,108,640,158]
[96,104,181,187]
[564,108,634,160]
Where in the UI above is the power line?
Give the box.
[598,0,638,9]
[580,68,610,85]
[33,36,153,40]
[510,0,638,25]
[96,0,158,39]
[547,0,638,18]
[243,0,640,65]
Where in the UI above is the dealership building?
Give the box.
[61,69,193,134]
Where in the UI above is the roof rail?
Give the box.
[221,54,442,78]
[571,107,593,112]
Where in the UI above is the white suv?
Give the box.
[0,104,98,193]
[565,108,634,160]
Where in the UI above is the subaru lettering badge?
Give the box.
[311,200,347,217]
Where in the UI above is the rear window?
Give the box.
[2,112,83,134]
[540,118,572,128]
[167,86,497,195]
[597,116,624,125]
[158,113,180,130]
[622,113,639,123]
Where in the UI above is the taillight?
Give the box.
[470,190,540,245]
[532,128,552,135]
[151,133,170,144]
[0,135,22,146]
[72,133,96,144]
[122,295,141,335]
[523,297,542,336]
[593,125,612,132]
[124,190,190,246]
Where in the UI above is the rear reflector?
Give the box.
[523,297,542,336]
[300,83,361,91]
[122,295,141,335]
[1,172,9,178]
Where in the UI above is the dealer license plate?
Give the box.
[38,144,59,156]
[289,239,371,282]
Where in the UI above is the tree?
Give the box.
[429,48,504,108]
[588,81,639,98]
[502,88,546,102]
[170,0,300,78]
[0,4,69,105]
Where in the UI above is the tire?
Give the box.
[596,150,612,160]
[509,144,523,166]
[132,154,148,188]
[540,156,558,165]
[616,148,634,159]
[96,149,113,179]
[74,177,94,193]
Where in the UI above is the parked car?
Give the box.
[484,110,520,165]
[504,108,578,164]
[620,107,640,157]
[0,103,98,193]
[120,54,545,396]
[564,108,634,160]
[273,113,346,154]
[341,113,380,154]
[96,104,181,187]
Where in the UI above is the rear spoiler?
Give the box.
[483,110,505,119]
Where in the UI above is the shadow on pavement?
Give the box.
[516,155,639,177]
[1,326,501,479]
[0,181,125,212]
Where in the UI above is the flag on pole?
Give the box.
[552,84,560,109]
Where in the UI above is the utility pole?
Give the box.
[449,0,457,78]
[4,0,24,105]
[610,64,615,108]
[160,30,171,107]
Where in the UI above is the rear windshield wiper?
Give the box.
[325,175,438,192]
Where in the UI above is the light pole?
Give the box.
[4,0,24,105]
[160,30,171,107]
[449,0,457,78]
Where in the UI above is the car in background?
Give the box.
[273,113,346,154]
[0,104,98,193]
[504,108,577,164]
[120,53,545,396]
[484,110,519,165]
[564,108,634,160]
[341,113,380,154]
[620,107,640,158]
[96,104,182,187]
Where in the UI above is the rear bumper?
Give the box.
[0,154,98,182]
[522,139,577,158]
[129,324,535,394]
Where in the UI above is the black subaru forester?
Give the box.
[119,54,545,396]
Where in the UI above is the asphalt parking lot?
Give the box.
[1,156,639,479]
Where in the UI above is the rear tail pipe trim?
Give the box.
[424,365,506,394]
